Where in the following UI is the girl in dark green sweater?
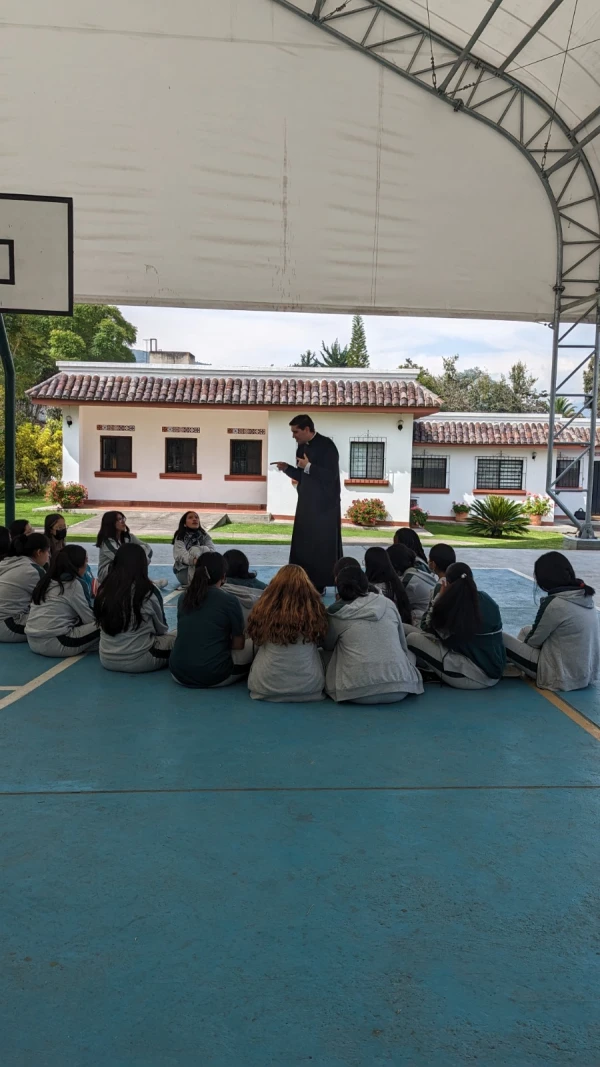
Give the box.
[406,562,505,689]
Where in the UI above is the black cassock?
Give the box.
[284,432,343,590]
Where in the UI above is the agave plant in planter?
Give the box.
[466,495,530,538]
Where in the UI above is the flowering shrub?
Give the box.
[410,505,429,527]
[451,501,470,515]
[522,493,552,517]
[346,497,387,525]
[46,480,88,509]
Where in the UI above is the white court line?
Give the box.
[163,588,181,605]
[0,656,85,711]
[0,686,17,691]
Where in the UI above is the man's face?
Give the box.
[291,424,313,446]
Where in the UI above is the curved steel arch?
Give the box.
[273,0,600,537]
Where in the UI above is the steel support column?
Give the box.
[271,0,600,536]
[0,316,16,527]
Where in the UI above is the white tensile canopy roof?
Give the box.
[1,0,599,320]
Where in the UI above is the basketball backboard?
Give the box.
[0,193,73,315]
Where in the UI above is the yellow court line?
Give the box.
[0,656,85,711]
[525,678,600,741]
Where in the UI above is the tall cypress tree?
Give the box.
[347,315,369,367]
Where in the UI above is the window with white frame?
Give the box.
[476,457,523,490]
[556,456,581,488]
[411,455,448,489]
[349,439,385,479]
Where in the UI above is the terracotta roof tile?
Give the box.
[413,419,598,445]
[28,373,440,409]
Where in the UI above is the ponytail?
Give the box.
[182,551,226,612]
[33,544,87,604]
[430,562,482,640]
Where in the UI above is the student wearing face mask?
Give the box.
[44,513,68,560]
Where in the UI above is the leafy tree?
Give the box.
[320,339,351,367]
[294,349,320,367]
[554,395,575,417]
[90,317,137,362]
[15,419,62,492]
[347,315,369,367]
[399,354,546,413]
[49,330,87,363]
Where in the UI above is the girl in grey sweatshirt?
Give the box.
[171,511,215,587]
[0,534,51,642]
[324,564,423,704]
[26,544,99,657]
[503,551,600,691]
[96,511,160,585]
[94,543,174,673]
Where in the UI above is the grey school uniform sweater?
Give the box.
[99,590,169,669]
[323,592,424,702]
[524,587,600,691]
[401,567,437,620]
[97,535,151,583]
[26,576,96,642]
[0,555,45,621]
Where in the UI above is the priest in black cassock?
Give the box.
[275,414,342,592]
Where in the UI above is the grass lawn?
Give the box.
[1,491,94,529]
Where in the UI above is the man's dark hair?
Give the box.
[289,414,315,433]
[428,543,456,574]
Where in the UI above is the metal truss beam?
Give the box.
[271,0,600,537]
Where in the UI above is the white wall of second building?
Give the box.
[62,407,80,484]
[75,406,269,505]
[266,411,415,523]
[410,445,588,520]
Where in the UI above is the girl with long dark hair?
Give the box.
[8,519,33,553]
[393,528,430,571]
[503,551,600,691]
[44,512,67,560]
[387,543,437,623]
[96,511,166,588]
[94,543,174,673]
[247,564,328,702]
[26,544,99,657]
[323,562,423,704]
[172,511,216,588]
[364,546,412,624]
[170,552,251,688]
[0,533,50,642]
[406,562,505,689]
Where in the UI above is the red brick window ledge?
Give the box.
[224,474,267,482]
[94,470,137,479]
[473,488,526,495]
[159,473,202,480]
[410,487,449,494]
[344,478,390,487]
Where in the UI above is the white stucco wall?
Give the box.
[410,444,588,520]
[61,407,80,484]
[76,406,269,505]
[266,411,415,523]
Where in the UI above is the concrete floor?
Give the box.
[1,563,599,1065]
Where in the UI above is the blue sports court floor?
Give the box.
[1,564,599,1066]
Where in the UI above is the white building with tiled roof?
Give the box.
[28,365,596,524]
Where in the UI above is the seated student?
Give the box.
[0,526,10,562]
[420,543,457,630]
[503,551,600,691]
[44,513,68,561]
[222,549,267,622]
[94,543,174,673]
[170,552,251,688]
[364,546,412,624]
[323,563,423,704]
[387,543,437,623]
[393,528,430,574]
[8,519,33,552]
[172,511,216,588]
[96,511,167,588]
[26,544,100,658]
[247,564,327,702]
[0,533,50,642]
[406,562,505,690]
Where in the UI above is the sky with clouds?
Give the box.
[119,306,595,396]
